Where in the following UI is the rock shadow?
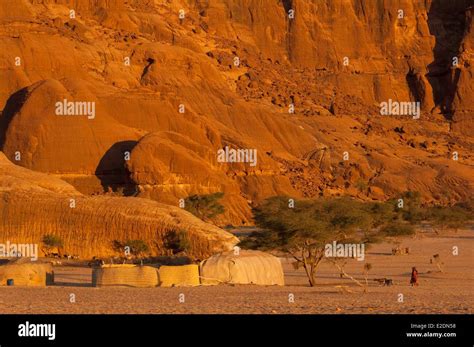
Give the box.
[95,141,138,196]
[0,86,29,149]
[426,0,469,119]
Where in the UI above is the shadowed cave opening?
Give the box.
[95,140,138,196]
[282,0,293,14]
[426,0,470,119]
[0,86,29,149]
[281,0,295,61]
[406,68,424,104]
[140,58,156,81]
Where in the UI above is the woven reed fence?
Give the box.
[92,264,159,287]
[157,264,200,287]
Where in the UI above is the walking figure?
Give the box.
[410,267,419,287]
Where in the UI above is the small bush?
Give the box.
[355,180,368,193]
[426,206,471,231]
[113,239,149,257]
[164,230,190,255]
[42,234,64,248]
[381,223,415,236]
[184,192,225,221]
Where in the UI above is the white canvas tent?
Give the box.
[200,250,284,286]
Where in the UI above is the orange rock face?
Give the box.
[0,0,473,227]
[0,152,238,258]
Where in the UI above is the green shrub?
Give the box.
[113,239,149,257]
[184,192,225,221]
[42,234,64,248]
[381,223,415,236]
[164,230,190,255]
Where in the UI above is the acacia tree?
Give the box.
[245,196,395,287]
[394,191,425,224]
[42,234,64,257]
[184,192,225,222]
[426,205,471,234]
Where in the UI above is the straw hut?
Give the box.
[0,262,53,287]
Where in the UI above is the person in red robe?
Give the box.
[410,267,419,286]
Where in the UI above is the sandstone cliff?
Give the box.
[0,0,472,226]
[0,152,238,258]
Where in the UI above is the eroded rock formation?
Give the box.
[0,152,238,258]
[0,0,473,227]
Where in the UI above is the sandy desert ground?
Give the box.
[0,230,472,314]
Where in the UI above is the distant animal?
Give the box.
[431,254,444,272]
[392,247,409,255]
[374,278,393,286]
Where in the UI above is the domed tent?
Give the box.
[200,250,284,286]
